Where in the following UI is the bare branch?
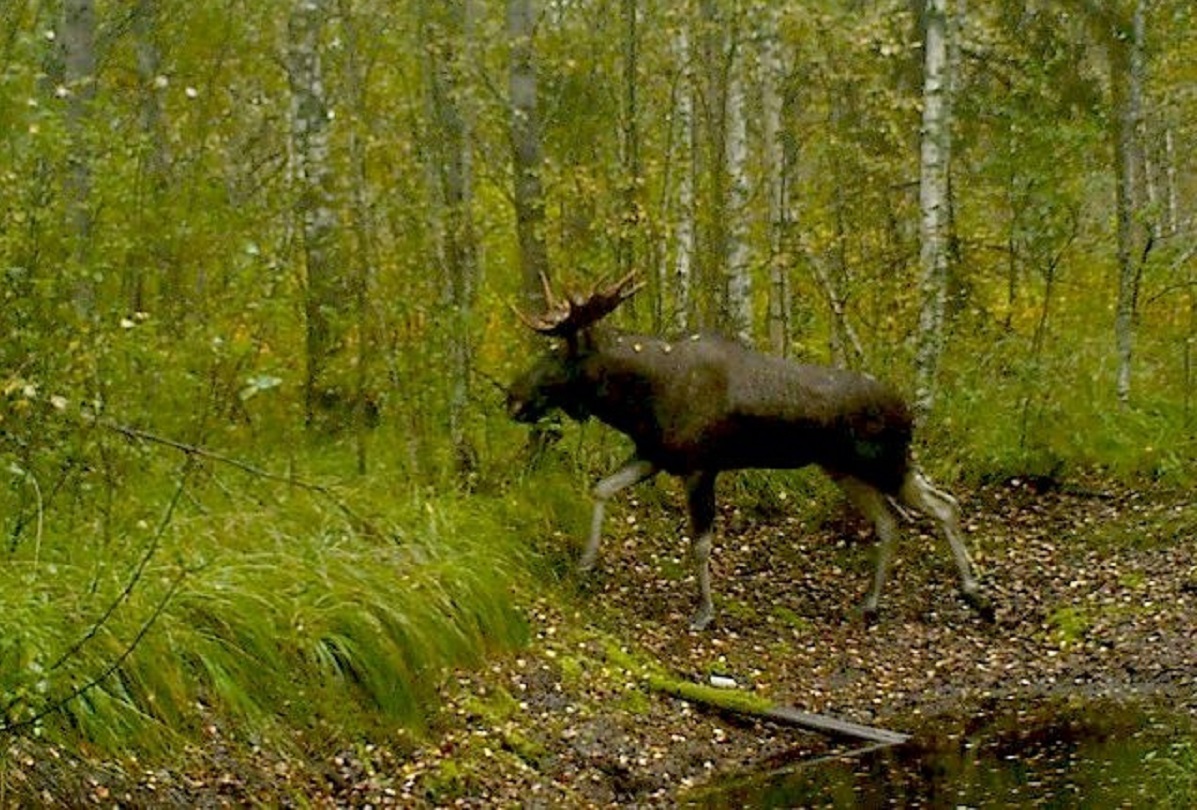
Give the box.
[98,419,382,538]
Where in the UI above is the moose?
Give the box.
[507,273,984,630]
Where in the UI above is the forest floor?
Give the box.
[4,477,1196,807]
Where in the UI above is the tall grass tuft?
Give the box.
[0,466,536,755]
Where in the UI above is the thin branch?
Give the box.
[0,459,192,729]
[0,568,187,736]
[46,457,192,675]
[98,419,382,538]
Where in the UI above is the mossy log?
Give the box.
[605,642,909,746]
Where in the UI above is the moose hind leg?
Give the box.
[581,458,657,572]
[836,476,900,618]
[899,471,984,606]
[685,471,717,631]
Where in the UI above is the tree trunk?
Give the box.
[507,0,550,312]
[287,0,345,428]
[723,19,752,346]
[914,0,952,420]
[670,17,695,334]
[1114,0,1149,407]
[61,0,96,319]
[426,0,480,474]
[339,0,380,473]
[619,0,641,299]
[761,4,790,356]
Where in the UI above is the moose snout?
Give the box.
[507,394,533,422]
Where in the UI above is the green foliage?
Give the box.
[1045,606,1091,648]
[932,320,1197,485]
[1146,740,1197,809]
[0,445,544,755]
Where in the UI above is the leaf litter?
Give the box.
[2,479,1194,806]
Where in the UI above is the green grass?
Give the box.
[0,453,546,756]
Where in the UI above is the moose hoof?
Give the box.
[688,607,714,632]
[963,589,995,622]
[860,603,880,625]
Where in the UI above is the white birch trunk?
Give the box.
[914,0,951,419]
[426,0,479,471]
[724,29,752,346]
[287,0,342,425]
[671,21,695,333]
[761,4,789,356]
[1114,0,1147,407]
[507,0,550,312]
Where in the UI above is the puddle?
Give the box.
[687,697,1197,808]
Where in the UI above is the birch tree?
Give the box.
[761,3,790,356]
[425,0,479,472]
[287,0,345,427]
[669,13,696,333]
[618,0,641,291]
[914,0,953,419]
[1113,0,1150,406]
[722,12,752,346]
[508,0,550,311]
[61,0,96,318]
[339,0,381,472]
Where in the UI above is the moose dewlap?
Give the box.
[508,272,985,630]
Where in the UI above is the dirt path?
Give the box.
[413,479,1197,806]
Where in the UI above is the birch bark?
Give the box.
[914,0,952,419]
[761,4,790,356]
[670,19,695,333]
[426,0,479,472]
[1114,0,1148,406]
[287,0,344,426]
[723,24,752,346]
[507,0,550,312]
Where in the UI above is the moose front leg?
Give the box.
[579,457,658,572]
[685,470,718,630]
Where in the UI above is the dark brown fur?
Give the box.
[511,328,912,491]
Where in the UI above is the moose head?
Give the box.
[506,271,643,425]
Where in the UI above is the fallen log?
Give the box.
[604,642,911,746]
[757,705,909,746]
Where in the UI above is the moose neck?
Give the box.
[571,326,678,450]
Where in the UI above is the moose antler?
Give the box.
[513,271,644,336]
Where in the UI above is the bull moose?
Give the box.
[507,273,985,630]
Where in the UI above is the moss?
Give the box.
[558,654,585,686]
[771,605,814,634]
[603,641,773,717]
[1046,605,1090,647]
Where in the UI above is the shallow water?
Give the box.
[689,697,1196,808]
